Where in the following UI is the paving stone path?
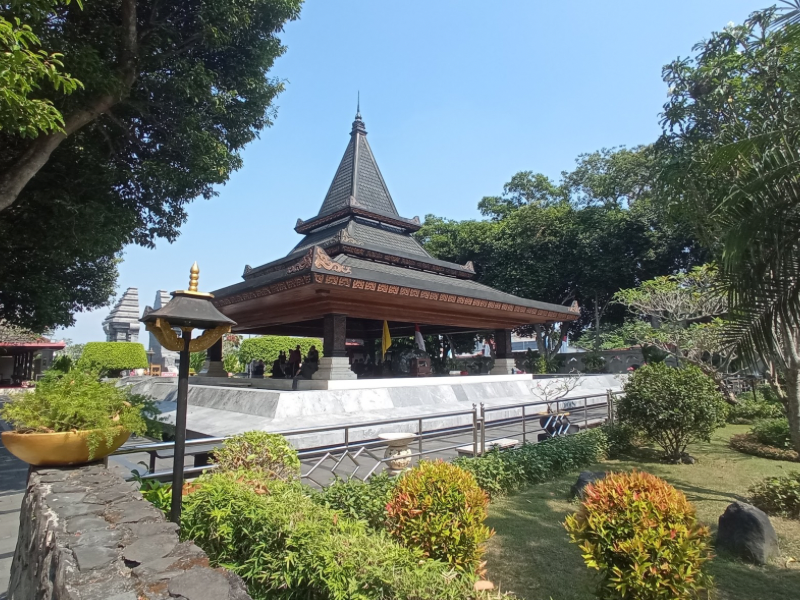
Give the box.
[0,396,27,600]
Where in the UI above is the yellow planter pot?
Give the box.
[0,428,131,466]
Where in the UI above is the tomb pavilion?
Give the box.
[208,110,579,380]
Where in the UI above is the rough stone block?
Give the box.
[72,546,117,571]
[717,501,779,565]
[168,568,233,600]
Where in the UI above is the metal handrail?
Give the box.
[116,390,622,483]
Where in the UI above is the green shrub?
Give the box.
[239,335,323,365]
[601,423,638,459]
[730,433,800,462]
[453,427,609,497]
[386,461,492,574]
[749,472,800,519]
[565,470,713,600]
[211,431,300,480]
[181,472,480,600]
[750,418,792,449]
[76,342,148,377]
[0,371,157,459]
[313,473,396,531]
[727,386,784,424]
[618,363,727,460]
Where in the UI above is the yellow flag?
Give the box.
[382,320,392,358]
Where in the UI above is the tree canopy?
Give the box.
[416,146,704,365]
[0,0,303,330]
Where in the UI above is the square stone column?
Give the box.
[490,329,516,375]
[313,314,356,380]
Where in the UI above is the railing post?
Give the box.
[606,389,613,425]
[480,402,486,455]
[472,404,478,457]
[583,396,588,428]
[417,417,423,456]
[522,404,527,444]
[344,427,350,450]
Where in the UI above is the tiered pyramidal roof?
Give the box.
[242,111,476,282]
[213,110,579,326]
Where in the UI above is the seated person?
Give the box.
[271,359,284,378]
[306,345,319,363]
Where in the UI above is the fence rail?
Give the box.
[114,390,621,486]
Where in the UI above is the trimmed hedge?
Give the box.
[730,433,800,462]
[76,342,148,376]
[181,473,485,600]
[453,427,609,498]
[239,335,322,365]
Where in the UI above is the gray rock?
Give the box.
[54,501,105,518]
[131,557,180,578]
[168,568,233,600]
[69,529,123,548]
[125,521,179,538]
[570,471,606,499]
[48,492,87,505]
[49,483,89,494]
[717,501,779,565]
[123,534,178,564]
[105,500,162,523]
[680,453,697,465]
[66,515,109,534]
[72,546,117,571]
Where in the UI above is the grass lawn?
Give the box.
[484,425,800,600]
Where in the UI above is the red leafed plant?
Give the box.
[564,470,713,600]
[386,460,493,574]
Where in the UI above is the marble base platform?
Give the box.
[124,374,622,450]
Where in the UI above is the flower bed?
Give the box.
[730,433,800,462]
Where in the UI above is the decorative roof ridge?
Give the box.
[295,206,422,234]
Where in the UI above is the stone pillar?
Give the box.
[490,329,516,375]
[202,337,227,377]
[313,313,356,380]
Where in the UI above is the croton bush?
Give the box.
[565,470,713,600]
[387,460,492,574]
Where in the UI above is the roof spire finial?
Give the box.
[356,91,361,118]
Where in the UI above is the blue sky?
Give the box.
[59,0,764,344]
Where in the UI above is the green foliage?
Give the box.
[453,428,609,498]
[750,472,800,519]
[750,418,792,450]
[727,387,785,424]
[189,351,207,373]
[181,473,480,600]
[575,319,654,351]
[76,342,148,377]
[0,0,303,332]
[601,423,638,459]
[239,336,322,366]
[618,363,727,459]
[386,461,492,574]
[582,352,607,373]
[135,476,172,516]
[0,5,83,137]
[50,354,73,373]
[564,471,713,600]
[0,370,157,459]
[416,146,703,366]
[313,473,396,531]
[211,431,300,480]
[223,351,244,374]
[729,433,800,462]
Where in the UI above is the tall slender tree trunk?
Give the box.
[594,292,600,352]
[785,365,800,454]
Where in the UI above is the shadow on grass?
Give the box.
[485,474,597,600]
[486,426,800,600]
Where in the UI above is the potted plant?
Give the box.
[0,370,158,466]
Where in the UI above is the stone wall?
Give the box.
[8,464,251,600]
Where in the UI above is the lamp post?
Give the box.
[146,348,155,375]
[140,262,235,526]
